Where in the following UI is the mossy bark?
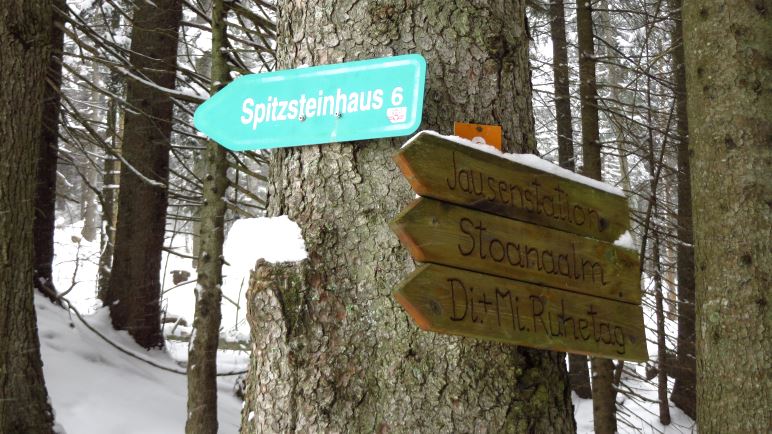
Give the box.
[0,1,55,432]
[241,1,574,432]
[683,2,771,432]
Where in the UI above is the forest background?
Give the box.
[0,0,768,433]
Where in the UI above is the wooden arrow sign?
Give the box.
[394,264,648,362]
[394,132,630,243]
[390,198,641,304]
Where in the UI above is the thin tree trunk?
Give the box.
[0,1,56,431]
[185,0,229,431]
[668,0,696,419]
[106,0,182,348]
[576,0,617,432]
[97,5,124,302]
[653,234,671,425]
[683,2,771,432]
[551,0,592,400]
[551,0,576,172]
[241,1,574,432]
[33,0,67,302]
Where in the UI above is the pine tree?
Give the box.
[240,1,575,432]
[185,0,230,431]
[105,0,183,348]
[0,0,56,431]
[684,2,771,431]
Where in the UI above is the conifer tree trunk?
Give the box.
[551,0,592,400]
[576,1,617,432]
[185,0,229,431]
[33,0,66,301]
[0,1,55,431]
[105,0,182,348]
[683,2,771,432]
[668,0,696,419]
[241,1,574,432]
[97,5,124,300]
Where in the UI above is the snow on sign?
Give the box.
[193,54,427,151]
[391,131,647,362]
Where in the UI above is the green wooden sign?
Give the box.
[193,54,427,151]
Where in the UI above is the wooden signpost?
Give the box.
[391,131,648,362]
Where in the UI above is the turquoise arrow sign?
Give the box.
[193,54,427,151]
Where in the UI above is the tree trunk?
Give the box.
[576,1,617,432]
[0,1,56,431]
[683,2,771,432]
[33,0,66,302]
[550,0,591,401]
[97,2,124,303]
[185,0,228,431]
[668,0,696,420]
[241,2,574,433]
[551,0,575,172]
[106,0,182,348]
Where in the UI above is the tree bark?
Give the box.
[33,0,66,302]
[550,0,576,173]
[0,1,56,431]
[97,5,125,301]
[576,1,617,432]
[241,1,574,433]
[106,0,182,348]
[668,0,696,420]
[551,0,591,401]
[683,2,771,432]
[185,0,228,431]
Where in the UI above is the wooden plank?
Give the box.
[390,198,641,304]
[394,264,648,362]
[394,131,630,242]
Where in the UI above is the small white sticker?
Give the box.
[387,107,407,123]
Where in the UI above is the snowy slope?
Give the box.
[38,295,246,434]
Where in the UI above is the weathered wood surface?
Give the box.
[394,264,648,362]
[391,198,641,304]
[394,132,630,242]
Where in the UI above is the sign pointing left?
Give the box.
[193,54,427,151]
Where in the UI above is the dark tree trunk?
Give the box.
[668,0,696,420]
[684,2,771,432]
[33,0,66,302]
[241,1,574,432]
[106,0,182,348]
[550,0,576,173]
[551,0,591,400]
[576,0,617,432]
[0,1,56,431]
[185,0,228,431]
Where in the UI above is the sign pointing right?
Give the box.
[390,132,647,361]
[395,264,647,362]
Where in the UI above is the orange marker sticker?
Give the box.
[453,122,502,150]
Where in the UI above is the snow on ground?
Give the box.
[37,295,246,434]
[573,370,697,433]
[43,216,306,433]
[46,217,697,433]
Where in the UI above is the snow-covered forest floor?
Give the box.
[41,220,696,433]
